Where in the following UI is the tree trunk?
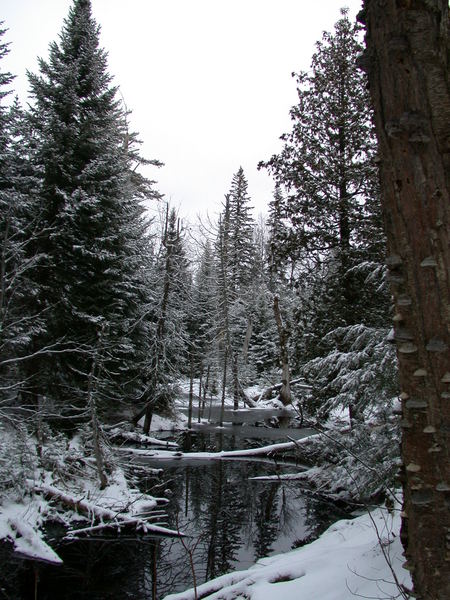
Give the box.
[273,295,291,406]
[363,2,450,597]
[219,346,228,428]
[87,334,108,490]
[232,353,239,410]
[188,355,194,429]
[242,318,253,364]
[202,364,210,415]
[198,370,203,422]
[140,205,178,434]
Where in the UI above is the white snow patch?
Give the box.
[137,412,188,431]
[164,508,411,600]
[0,500,63,564]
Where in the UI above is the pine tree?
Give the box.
[266,184,300,287]
[261,9,387,333]
[189,241,217,376]
[0,28,45,401]
[0,24,16,360]
[26,0,160,412]
[0,25,20,388]
[218,168,257,353]
[227,167,256,296]
[137,205,191,433]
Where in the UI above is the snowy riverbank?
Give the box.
[164,505,412,600]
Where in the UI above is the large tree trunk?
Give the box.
[363,2,450,598]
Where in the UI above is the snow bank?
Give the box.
[0,500,63,565]
[164,508,411,600]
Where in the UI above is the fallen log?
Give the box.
[107,428,178,448]
[26,480,180,538]
[238,381,257,408]
[114,433,319,461]
[64,518,176,539]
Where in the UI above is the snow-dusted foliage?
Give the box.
[302,324,398,419]
[23,0,161,413]
[295,417,401,501]
[0,418,175,564]
[0,421,35,503]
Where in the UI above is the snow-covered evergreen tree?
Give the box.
[26,0,161,412]
[261,9,387,334]
[0,28,45,402]
[227,167,256,296]
[138,205,191,433]
[0,25,20,390]
[189,240,217,380]
[261,9,394,421]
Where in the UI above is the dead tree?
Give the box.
[134,205,182,434]
[273,295,291,406]
[362,1,450,597]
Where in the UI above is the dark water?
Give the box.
[182,404,297,425]
[176,423,316,451]
[1,430,349,600]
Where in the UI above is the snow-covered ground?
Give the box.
[164,505,411,600]
[150,411,189,431]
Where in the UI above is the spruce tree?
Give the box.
[227,167,256,296]
[189,241,217,375]
[0,25,16,362]
[0,28,44,399]
[217,168,257,352]
[0,25,19,389]
[26,0,160,412]
[137,205,191,433]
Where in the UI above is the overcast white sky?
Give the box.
[2,0,363,220]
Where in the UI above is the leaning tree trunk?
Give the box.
[363,2,450,598]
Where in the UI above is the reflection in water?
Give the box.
[151,459,350,598]
[2,435,350,599]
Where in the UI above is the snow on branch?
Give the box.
[26,480,181,539]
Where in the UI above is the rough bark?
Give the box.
[363,2,450,598]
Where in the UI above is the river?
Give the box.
[1,423,350,600]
